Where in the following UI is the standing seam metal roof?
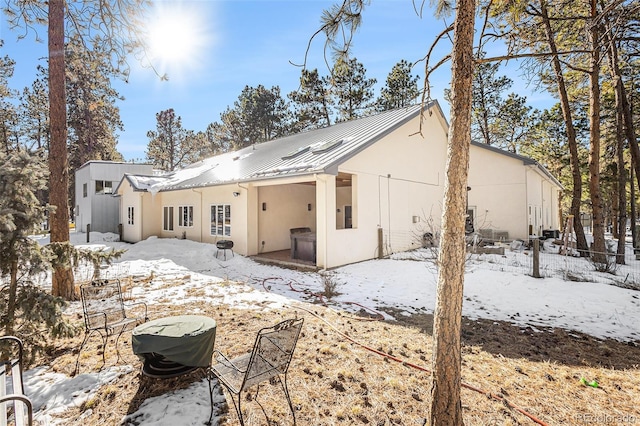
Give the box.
[124,101,561,193]
[132,103,431,193]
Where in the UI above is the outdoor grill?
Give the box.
[216,240,234,260]
[216,240,234,250]
[290,228,316,263]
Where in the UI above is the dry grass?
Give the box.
[33,287,640,426]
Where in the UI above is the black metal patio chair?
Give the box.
[75,279,148,375]
[210,318,304,425]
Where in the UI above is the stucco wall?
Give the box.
[532,166,561,233]
[467,146,527,240]
[467,147,562,241]
[120,184,142,243]
[323,112,448,268]
[256,183,316,253]
[138,185,251,255]
[115,110,561,268]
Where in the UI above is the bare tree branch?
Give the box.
[478,49,593,63]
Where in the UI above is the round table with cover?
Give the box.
[132,315,217,377]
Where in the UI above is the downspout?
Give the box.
[378,175,382,226]
[192,188,203,242]
[541,176,545,233]
[525,166,530,238]
[542,176,545,232]
[387,174,391,251]
[139,192,144,242]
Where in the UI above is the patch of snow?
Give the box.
[23,230,640,424]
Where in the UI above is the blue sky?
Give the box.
[1,1,551,162]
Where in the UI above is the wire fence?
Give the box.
[381,228,640,291]
[72,261,132,294]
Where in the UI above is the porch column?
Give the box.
[316,174,336,269]
[246,185,259,255]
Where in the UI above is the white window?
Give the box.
[83,183,87,198]
[127,206,134,225]
[210,204,231,236]
[163,206,174,231]
[179,205,193,227]
[95,180,113,194]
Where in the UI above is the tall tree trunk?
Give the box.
[612,182,619,240]
[604,22,640,204]
[615,107,627,264]
[49,0,76,299]
[588,0,606,263]
[603,20,633,261]
[621,85,640,192]
[539,0,589,255]
[429,1,474,425]
[632,166,638,249]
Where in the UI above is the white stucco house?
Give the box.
[115,102,562,269]
[75,161,154,234]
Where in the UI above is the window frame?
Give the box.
[95,180,113,195]
[163,206,174,231]
[210,204,231,237]
[178,205,194,228]
[127,206,134,225]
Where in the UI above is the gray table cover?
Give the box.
[132,315,217,367]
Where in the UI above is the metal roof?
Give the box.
[128,103,434,193]
[122,100,562,193]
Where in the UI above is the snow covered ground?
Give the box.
[24,231,640,425]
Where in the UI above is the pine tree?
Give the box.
[18,70,50,152]
[5,0,149,300]
[470,56,512,145]
[66,34,125,171]
[237,85,291,143]
[204,122,231,155]
[318,3,474,421]
[48,0,75,299]
[146,109,204,171]
[66,35,125,213]
[0,148,74,348]
[491,93,534,153]
[0,45,19,152]
[331,57,376,121]
[0,149,49,331]
[288,69,333,130]
[376,59,419,111]
[209,85,292,150]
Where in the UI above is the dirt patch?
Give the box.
[32,299,640,426]
[380,306,640,369]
